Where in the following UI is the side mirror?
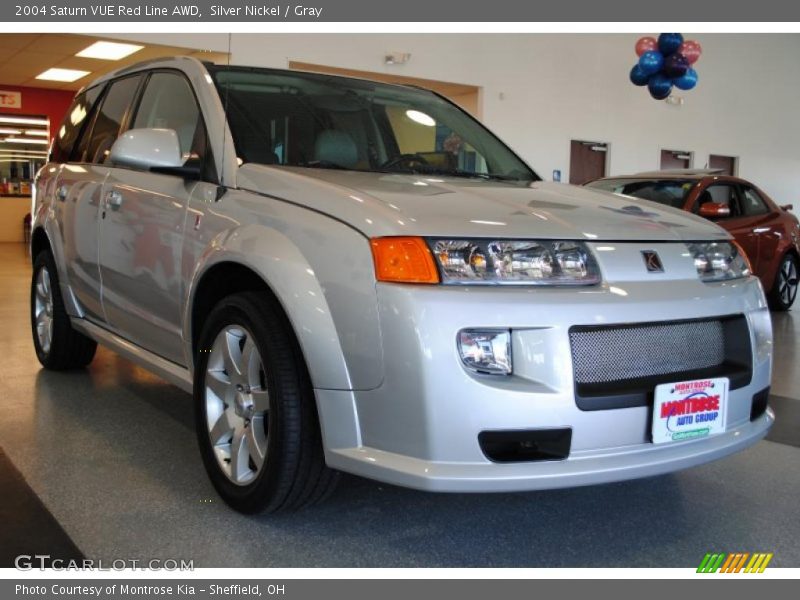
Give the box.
[698,202,731,219]
[781,204,794,211]
[109,128,200,179]
[110,128,182,169]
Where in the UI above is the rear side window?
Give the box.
[82,75,142,165]
[50,86,103,163]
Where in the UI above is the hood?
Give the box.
[236,165,730,242]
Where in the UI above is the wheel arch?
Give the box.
[184,232,354,391]
[31,226,51,264]
[764,244,799,291]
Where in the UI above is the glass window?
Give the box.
[585,178,694,209]
[132,72,201,157]
[0,112,48,195]
[740,187,770,216]
[210,67,537,182]
[51,86,103,163]
[83,75,142,165]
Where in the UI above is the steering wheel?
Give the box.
[380,153,430,170]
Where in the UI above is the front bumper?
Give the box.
[326,409,773,492]
[317,243,774,491]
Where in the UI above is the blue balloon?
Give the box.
[648,73,673,100]
[638,50,664,76]
[629,64,650,86]
[674,67,698,91]
[664,53,689,78]
[658,33,684,56]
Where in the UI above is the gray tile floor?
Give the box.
[1,242,798,567]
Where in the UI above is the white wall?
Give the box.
[114,33,800,204]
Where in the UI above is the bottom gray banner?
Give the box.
[1,579,793,600]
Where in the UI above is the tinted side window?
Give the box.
[741,187,770,216]
[132,72,201,156]
[51,86,103,163]
[84,75,142,165]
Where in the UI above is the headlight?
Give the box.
[431,239,601,285]
[688,241,751,282]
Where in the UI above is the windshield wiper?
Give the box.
[303,160,349,170]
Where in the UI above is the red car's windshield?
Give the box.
[586,178,696,209]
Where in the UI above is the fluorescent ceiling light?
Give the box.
[0,128,22,135]
[76,41,144,61]
[36,68,90,83]
[0,116,49,126]
[25,130,48,136]
[3,137,49,144]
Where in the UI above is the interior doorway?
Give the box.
[287,61,481,118]
[709,154,738,176]
[569,140,607,185]
[660,149,692,170]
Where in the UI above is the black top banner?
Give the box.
[3,0,800,22]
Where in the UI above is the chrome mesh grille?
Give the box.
[569,319,726,384]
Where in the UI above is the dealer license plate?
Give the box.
[652,377,728,444]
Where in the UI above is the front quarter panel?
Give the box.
[182,188,383,391]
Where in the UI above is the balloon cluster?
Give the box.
[629,33,702,100]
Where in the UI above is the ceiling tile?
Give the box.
[0,34,40,50]
[0,33,230,92]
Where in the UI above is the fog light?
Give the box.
[458,329,511,375]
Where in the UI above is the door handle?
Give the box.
[56,185,68,201]
[106,190,123,210]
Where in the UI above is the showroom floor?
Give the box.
[1,241,798,568]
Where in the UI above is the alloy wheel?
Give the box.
[778,257,799,307]
[204,325,270,486]
[33,267,54,354]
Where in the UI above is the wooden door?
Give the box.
[569,140,607,185]
[709,154,737,176]
[660,150,691,170]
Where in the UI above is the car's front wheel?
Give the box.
[30,251,97,369]
[194,291,338,513]
[768,253,799,311]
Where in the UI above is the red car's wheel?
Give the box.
[768,253,799,311]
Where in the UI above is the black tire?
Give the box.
[193,291,338,513]
[30,251,97,370]
[768,253,799,311]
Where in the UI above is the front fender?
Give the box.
[182,201,383,392]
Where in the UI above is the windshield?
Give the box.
[586,178,697,209]
[210,67,538,182]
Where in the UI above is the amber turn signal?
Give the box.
[370,237,440,284]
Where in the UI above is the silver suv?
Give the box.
[31,57,773,513]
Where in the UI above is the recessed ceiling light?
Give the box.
[0,150,48,156]
[0,128,22,135]
[36,68,91,83]
[24,130,49,136]
[0,116,49,126]
[76,41,144,61]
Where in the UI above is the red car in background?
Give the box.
[586,169,800,310]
